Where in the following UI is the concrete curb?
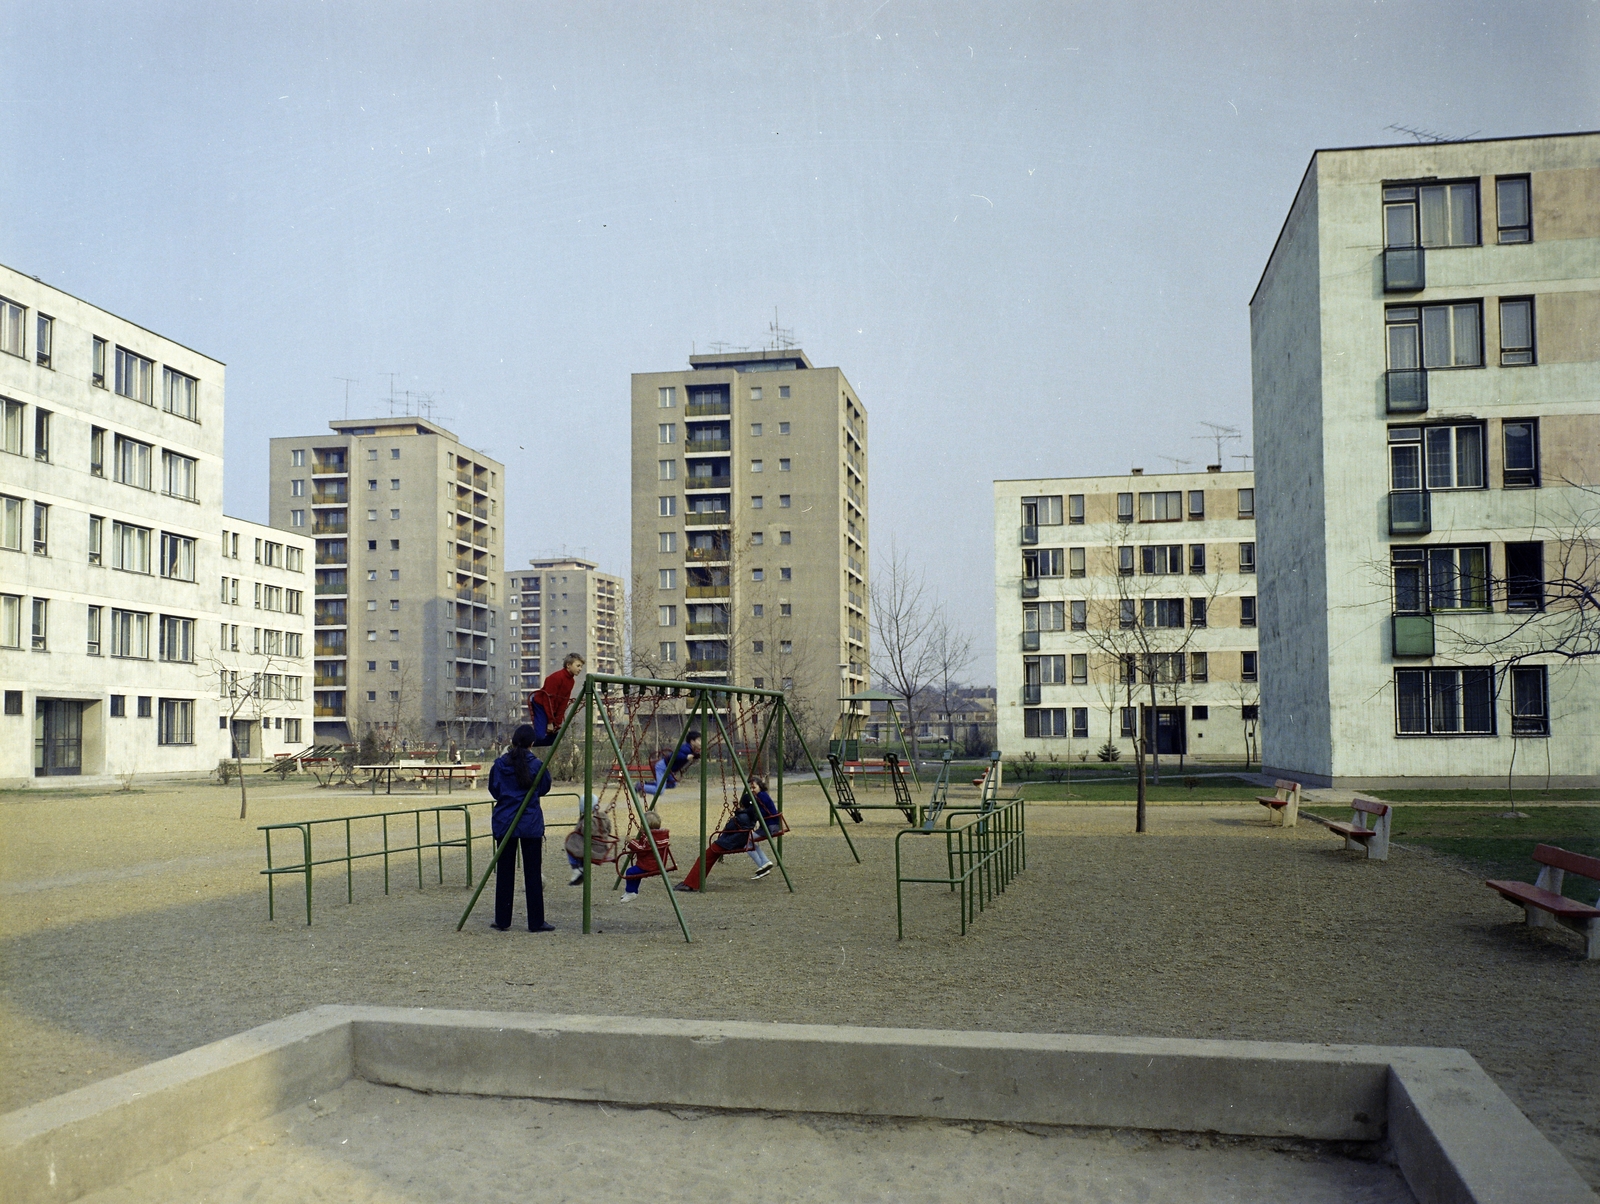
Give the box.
[2,1008,1593,1204]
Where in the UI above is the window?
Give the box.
[1190,652,1209,683]
[291,448,305,467]
[1241,651,1258,682]
[108,694,125,717]
[391,448,400,460]
[1067,494,1084,524]
[284,718,302,743]
[1496,176,1531,244]
[1239,542,1256,573]
[159,615,194,662]
[388,509,399,520]
[1138,491,1183,522]
[1024,708,1066,738]
[389,539,399,549]
[367,630,376,642]
[0,594,17,648]
[779,530,791,545]
[751,532,764,546]
[111,609,150,658]
[750,459,763,473]
[163,451,197,500]
[88,427,105,477]
[33,313,52,367]
[1070,600,1086,631]
[158,698,194,745]
[779,422,790,435]
[1405,423,1486,490]
[1070,653,1088,685]
[1237,489,1254,518]
[1068,708,1087,738]
[286,546,303,572]
[30,598,47,650]
[658,496,677,517]
[751,423,763,437]
[31,502,48,555]
[85,514,103,566]
[751,568,764,581]
[658,531,678,554]
[1240,596,1257,627]
[1060,547,1084,578]
[659,641,677,662]
[366,509,377,521]
[291,510,305,527]
[1029,654,1067,685]
[778,386,790,398]
[658,423,676,444]
[658,568,677,590]
[159,532,196,581]
[1510,666,1548,735]
[1506,542,1544,612]
[33,408,50,461]
[658,605,677,627]
[137,696,152,718]
[1498,298,1535,366]
[113,523,153,573]
[2,398,22,454]
[779,567,791,581]
[1021,495,1064,526]
[749,387,763,400]
[0,297,22,357]
[1386,303,1483,369]
[389,599,399,611]
[1022,548,1063,578]
[1023,601,1065,632]
[389,478,399,490]
[163,368,198,420]
[1142,598,1185,628]
[1501,419,1539,488]
[1383,180,1479,248]
[367,478,377,490]
[752,640,765,654]
[1141,545,1182,574]
[1117,546,1134,576]
[1190,597,1208,627]
[1120,708,1136,737]
[366,691,377,701]
[778,459,790,472]
[91,336,107,386]
[114,435,153,489]
[388,630,399,641]
[658,387,676,408]
[778,495,790,508]
[1119,599,1136,630]
[1116,493,1133,522]
[0,495,19,550]
[1396,667,1494,735]
[1187,491,1205,519]
[1188,544,1206,574]
[114,347,155,402]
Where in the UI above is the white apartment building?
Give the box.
[994,470,1260,763]
[504,558,623,706]
[1,265,227,784]
[208,517,313,761]
[1251,132,1598,787]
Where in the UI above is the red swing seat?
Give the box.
[622,830,677,877]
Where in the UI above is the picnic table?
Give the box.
[359,762,482,795]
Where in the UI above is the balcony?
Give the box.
[685,659,730,673]
[457,557,485,575]
[1392,614,1435,657]
[685,511,730,527]
[314,704,346,717]
[686,399,731,417]
[686,546,730,562]
[456,586,487,604]
[1022,683,1042,706]
[311,457,347,476]
[1383,246,1425,292]
[312,517,348,536]
[686,585,731,599]
[315,550,348,566]
[313,642,347,659]
[314,583,348,596]
[1020,525,1038,546]
[1022,630,1040,652]
[685,439,731,454]
[472,534,488,548]
[1385,369,1428,414]
[313,674,347,688]
[1021,577,1040,599]
[311,489,347,506]
[1388,490,1431,536]
[473,505,488,519]
[685,475,732,492]
[685,622,729,636]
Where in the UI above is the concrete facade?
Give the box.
[0,265,228,785]
[994,470,1261,763]
[503,558,623,711]
[267,419,506,747]
[1251,132,1600,787]
[630,350,868,746]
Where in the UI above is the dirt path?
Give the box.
[2,779,1595,1187]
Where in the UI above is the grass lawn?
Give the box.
[1309,805,1600,902]
[1366,788,1600,804]
[1020,776,1265,803]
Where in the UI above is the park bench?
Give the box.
[1324,798,1390,861]
[1485,845,1600,960]
[1255,779,1301,827]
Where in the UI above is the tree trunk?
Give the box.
[1135,741,1147,833]
[236,753,248,819]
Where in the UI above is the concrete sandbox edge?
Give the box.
[1,1007,1593,1204]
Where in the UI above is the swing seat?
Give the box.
[622,834,677,877]
[564,829,620,864]
[752,812,789,841]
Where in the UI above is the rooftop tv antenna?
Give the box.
[1384,123,1481,144]
[334,376,359,419]
[1232,452,1254,469]
[767,307,797,350]
[379,372,400,414]
[1156,455,1194,473]
[707,341,731,353]
[1194,422,1243,465]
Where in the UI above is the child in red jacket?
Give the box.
[529,653,585,747]
[618,811,671,903]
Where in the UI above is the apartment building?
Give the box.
[504,558,623,705]
[268,418,505,746]
[1251,132,1598,787]
[1,265,227,784]
[208,517,313,760]
[630,349,868,743]
[994,469,1261,762]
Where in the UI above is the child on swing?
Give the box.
[675,775,781,891]
[637,729,701,800]
[617,809,671,903]
[528,653,585,747]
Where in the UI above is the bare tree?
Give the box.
[197,650,293,820]
[928,614,975,754]
[870,543,944,766]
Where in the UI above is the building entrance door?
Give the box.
[1141,706,1187,756]
[34,700,84,776]
[231,720,256,760]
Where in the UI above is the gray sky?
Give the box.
[4,1,1595,682]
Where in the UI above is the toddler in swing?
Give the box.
[618,810,671,903]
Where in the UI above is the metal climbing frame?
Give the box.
[894,795,1028,938]
[454,672,854,943]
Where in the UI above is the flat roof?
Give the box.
[1,261,225,366]
[688,349,813,371]
[328,416,458,439]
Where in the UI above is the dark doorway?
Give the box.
[34,700,84,776]
[231,720,256,760]
[1141,706,1187,756]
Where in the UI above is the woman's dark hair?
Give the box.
[683,729,701,743]
[511,724,537,789]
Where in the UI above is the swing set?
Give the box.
[455,672,857,943]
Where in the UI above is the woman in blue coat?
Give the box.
[488,724,554,932]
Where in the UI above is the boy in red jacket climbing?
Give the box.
[528,653,585,747]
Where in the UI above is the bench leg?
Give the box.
[1283,799,1298,829]
[1586,918,1598,961]
[1523,903,1554,930]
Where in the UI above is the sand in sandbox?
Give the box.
[75,1079,1417,1204]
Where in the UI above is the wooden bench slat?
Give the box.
[1256,796,1289,807]
[1533,844,1600,882]
[1326,822,1377,841]
[1487,879,1600,920]
[1350,798,1389,816]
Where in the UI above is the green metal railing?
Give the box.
[894,796,1027,938]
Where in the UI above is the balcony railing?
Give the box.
[1022,630,1040,652]
[1022,684,1042,706]
[473,534,488,548]
[685,475,732,491]
[685,622,729,636]
[314,704,346,717]
[314,583,348,596]
[312,519,348,535]
[685,547,730,562]
[685,439,731,454]
[1385,369,1428,414]
[313,643,347,658]
[1021,577,1040,599]
[685,512,730,526]
[473,505,488,519]
[457,557,484,574]
[313,675,347,688]
[1392,614,1435,657]
[686,585,731,599]
[1020,525,1038,546]
[311,459,347,476]
[311,490,348,506]
[686,400,731,417]
[1388,490,1431,536]
[685,659,730,673]
[315,552,348,566]
[456,587,487,603]
[1383,246,1425,292]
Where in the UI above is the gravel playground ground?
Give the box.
[2,775,1596,1191]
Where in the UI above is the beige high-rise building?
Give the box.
[503,558,623,710]
[630,349,868,745]
[268,417,505,747]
